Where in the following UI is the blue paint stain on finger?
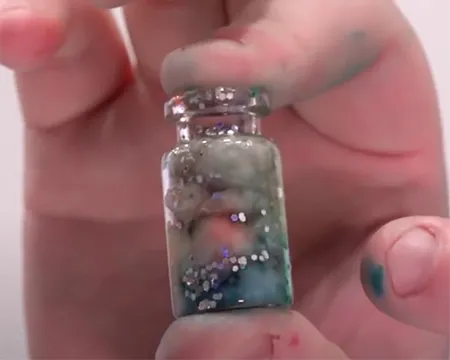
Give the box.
[362,258,385,299]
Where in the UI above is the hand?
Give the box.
[1,0,448,358]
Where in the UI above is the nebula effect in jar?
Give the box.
[162,135,293,317]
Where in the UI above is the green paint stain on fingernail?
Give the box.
[366,260,385,298]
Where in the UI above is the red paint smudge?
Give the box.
[288,334,300,347]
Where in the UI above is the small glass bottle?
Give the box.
[162,86,293,318]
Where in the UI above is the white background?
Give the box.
[0,1,449,358]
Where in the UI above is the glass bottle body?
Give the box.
[162,88,293,318]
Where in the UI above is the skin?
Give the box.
[0,0,448,358]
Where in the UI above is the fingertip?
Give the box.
[361,217,449,334]
[12,1,130,128]
[156,310,348,359]
[0,11,65,71]
[160,39,253,94]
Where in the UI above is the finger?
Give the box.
[162,0,400,103]
[123,0,225,84]
[162,0,439,154]
[0,0,65,69]
[0,0,130,127]
[156,309,349,359]
[361,216,449,335]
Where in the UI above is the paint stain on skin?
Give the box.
[269,332,301,358]
[321,30,382,93]
[362,258,385,298]
[288,334,300,347]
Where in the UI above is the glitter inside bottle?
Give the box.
[162,86,293,317]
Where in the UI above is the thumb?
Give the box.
[155,309,348,359]
[361,216,449,335]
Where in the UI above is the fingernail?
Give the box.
[387,227,439,296]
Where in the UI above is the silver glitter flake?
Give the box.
[198,299,217,311]
[172,104,186,115]
[183,274,195,286]
[210,272,219,280]
[189,96,199,105]
[238,256,247,266]
[202,281,210,292]
[238,212,247,222]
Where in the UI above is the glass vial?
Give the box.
[162,86,293,318]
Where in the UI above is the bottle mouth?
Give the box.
[164,86,271,123]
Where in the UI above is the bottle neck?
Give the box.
[164,86,270,143]
[176,114,261,143]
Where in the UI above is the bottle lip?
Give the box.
[164,86,271,123]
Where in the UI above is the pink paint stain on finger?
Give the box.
[289,334,301,347]
[192,216,255,264]
[270,333,302,359]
